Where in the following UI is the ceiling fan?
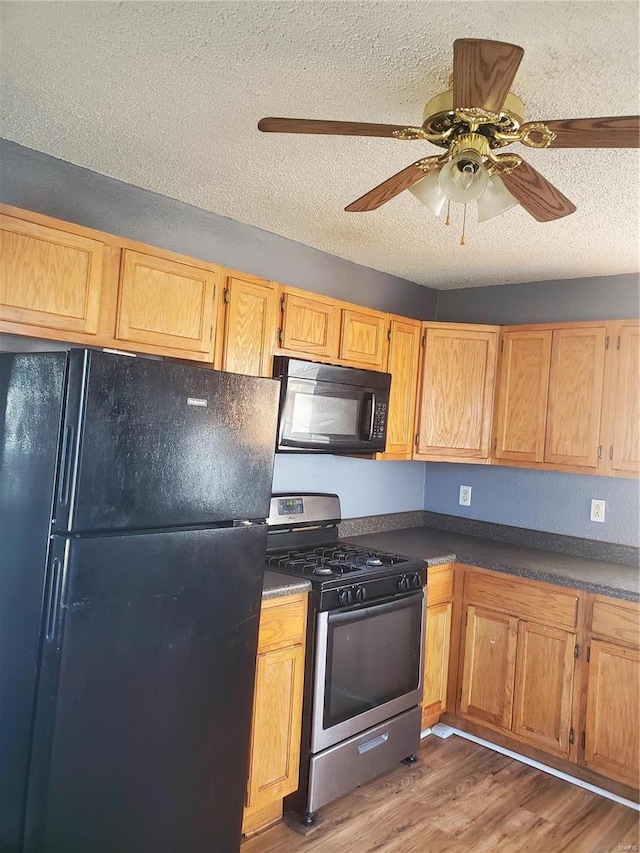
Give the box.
[258,38,639,227]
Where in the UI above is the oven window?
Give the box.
[323,595,422,729]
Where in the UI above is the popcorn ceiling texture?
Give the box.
[0,1,638,289]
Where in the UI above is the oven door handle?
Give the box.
[357,731,389,755]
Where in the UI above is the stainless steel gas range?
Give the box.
[265,493,427,826]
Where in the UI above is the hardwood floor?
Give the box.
[242,735,639,853]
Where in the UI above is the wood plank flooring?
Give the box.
[242,735,639,853]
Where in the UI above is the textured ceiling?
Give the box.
[1,1,638,290]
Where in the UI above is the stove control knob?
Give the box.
[354,585,366,602]
[397,575,409,592]
[338,588,352,606]
[411,573,422,589]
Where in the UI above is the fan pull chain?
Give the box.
[445,200,451,226]
[460,204,467,245]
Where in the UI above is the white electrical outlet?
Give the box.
[590,499,606,523]
[459,485,472,507]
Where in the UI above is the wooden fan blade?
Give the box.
[520,116,640,148]
[345,159,440,212]
[500,159,576,222]
[258,117,415,138]
[453,39,524,115]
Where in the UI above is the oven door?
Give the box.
[277,376,386,454]
[311,590,425,754]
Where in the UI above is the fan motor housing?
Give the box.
[422,88,525,149]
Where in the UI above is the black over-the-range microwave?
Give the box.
[272,357,391,454]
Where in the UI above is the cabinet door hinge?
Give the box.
[581,731,586,749]
[414,433,419,448]
[458,687,462,704]
[569,728,575,745]
[223,287,229,304]
[280,296,286,313]
[605,335,610,350]
[500,339,504,353]
[278,328,284,344]
[387,327,392,341]
[464,611,468,626]
[209,325,213,342]
[421,334,427,348]
[597,445,602,459]
[493,437,498,452]
[609,446,614,460]
[617,335,621,350]
[212,284,217,301]
[586,646,591,663]
[574,644,580,659]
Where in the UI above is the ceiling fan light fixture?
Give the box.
[438,149,488,203]
[408,169,447,216]
[476,174,519,222]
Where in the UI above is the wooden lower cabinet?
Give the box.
[583,596,640,788]
[450,567,639,793]
[242,593,308,836]
[421,564,454,729]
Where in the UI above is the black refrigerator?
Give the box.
[0,348,280,853]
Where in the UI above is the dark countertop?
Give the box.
[344,527,640,602]
[262,570,311,600]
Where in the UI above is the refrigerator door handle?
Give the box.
[44,556,64,641]
[58,424,75,506]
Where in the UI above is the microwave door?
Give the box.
[278,378,365,451]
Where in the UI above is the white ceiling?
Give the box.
[1,1,638,290]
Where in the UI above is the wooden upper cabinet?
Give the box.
[218,273,279,377]
[415,323,499,461]
[339,307,388,369]
[0,212,104,335]
[544,325,607,468]
[116,249,219,360]
[493,329,552,463]
[278,287,341,360]
[512,621,576,757]
[379,316,421,459]
[607,321,640,475]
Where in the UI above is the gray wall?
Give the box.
[436,274,639,324]
[0,140,437,319]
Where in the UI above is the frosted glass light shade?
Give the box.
[438,149,488,203]
[476,174,519,222]
[408,169,447,217]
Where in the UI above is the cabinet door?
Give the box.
[381,317,422,458]
[279,288,340,359]
[116,250,218,360]
[221,275,279,377]
[0,213,104,335]
[608,321,640,474]
[422,602,452,729]
[512,621,575,756]
[544,326,607,468]
[460,606,518,729]
[584,640,640,787]
[493,329,552,463]
[416,325,498,460]
[339,307,388,370]
[245,643,305,809]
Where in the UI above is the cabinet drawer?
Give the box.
[258,593,307,653]
[427,565,454,607]
[591,596,640,647]
[464,569,579,631]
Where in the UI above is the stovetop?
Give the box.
[265,493,427,609]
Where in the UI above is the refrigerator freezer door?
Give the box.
[25,525,267,853]
[0,351,67,852]
[54,350,280,532]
